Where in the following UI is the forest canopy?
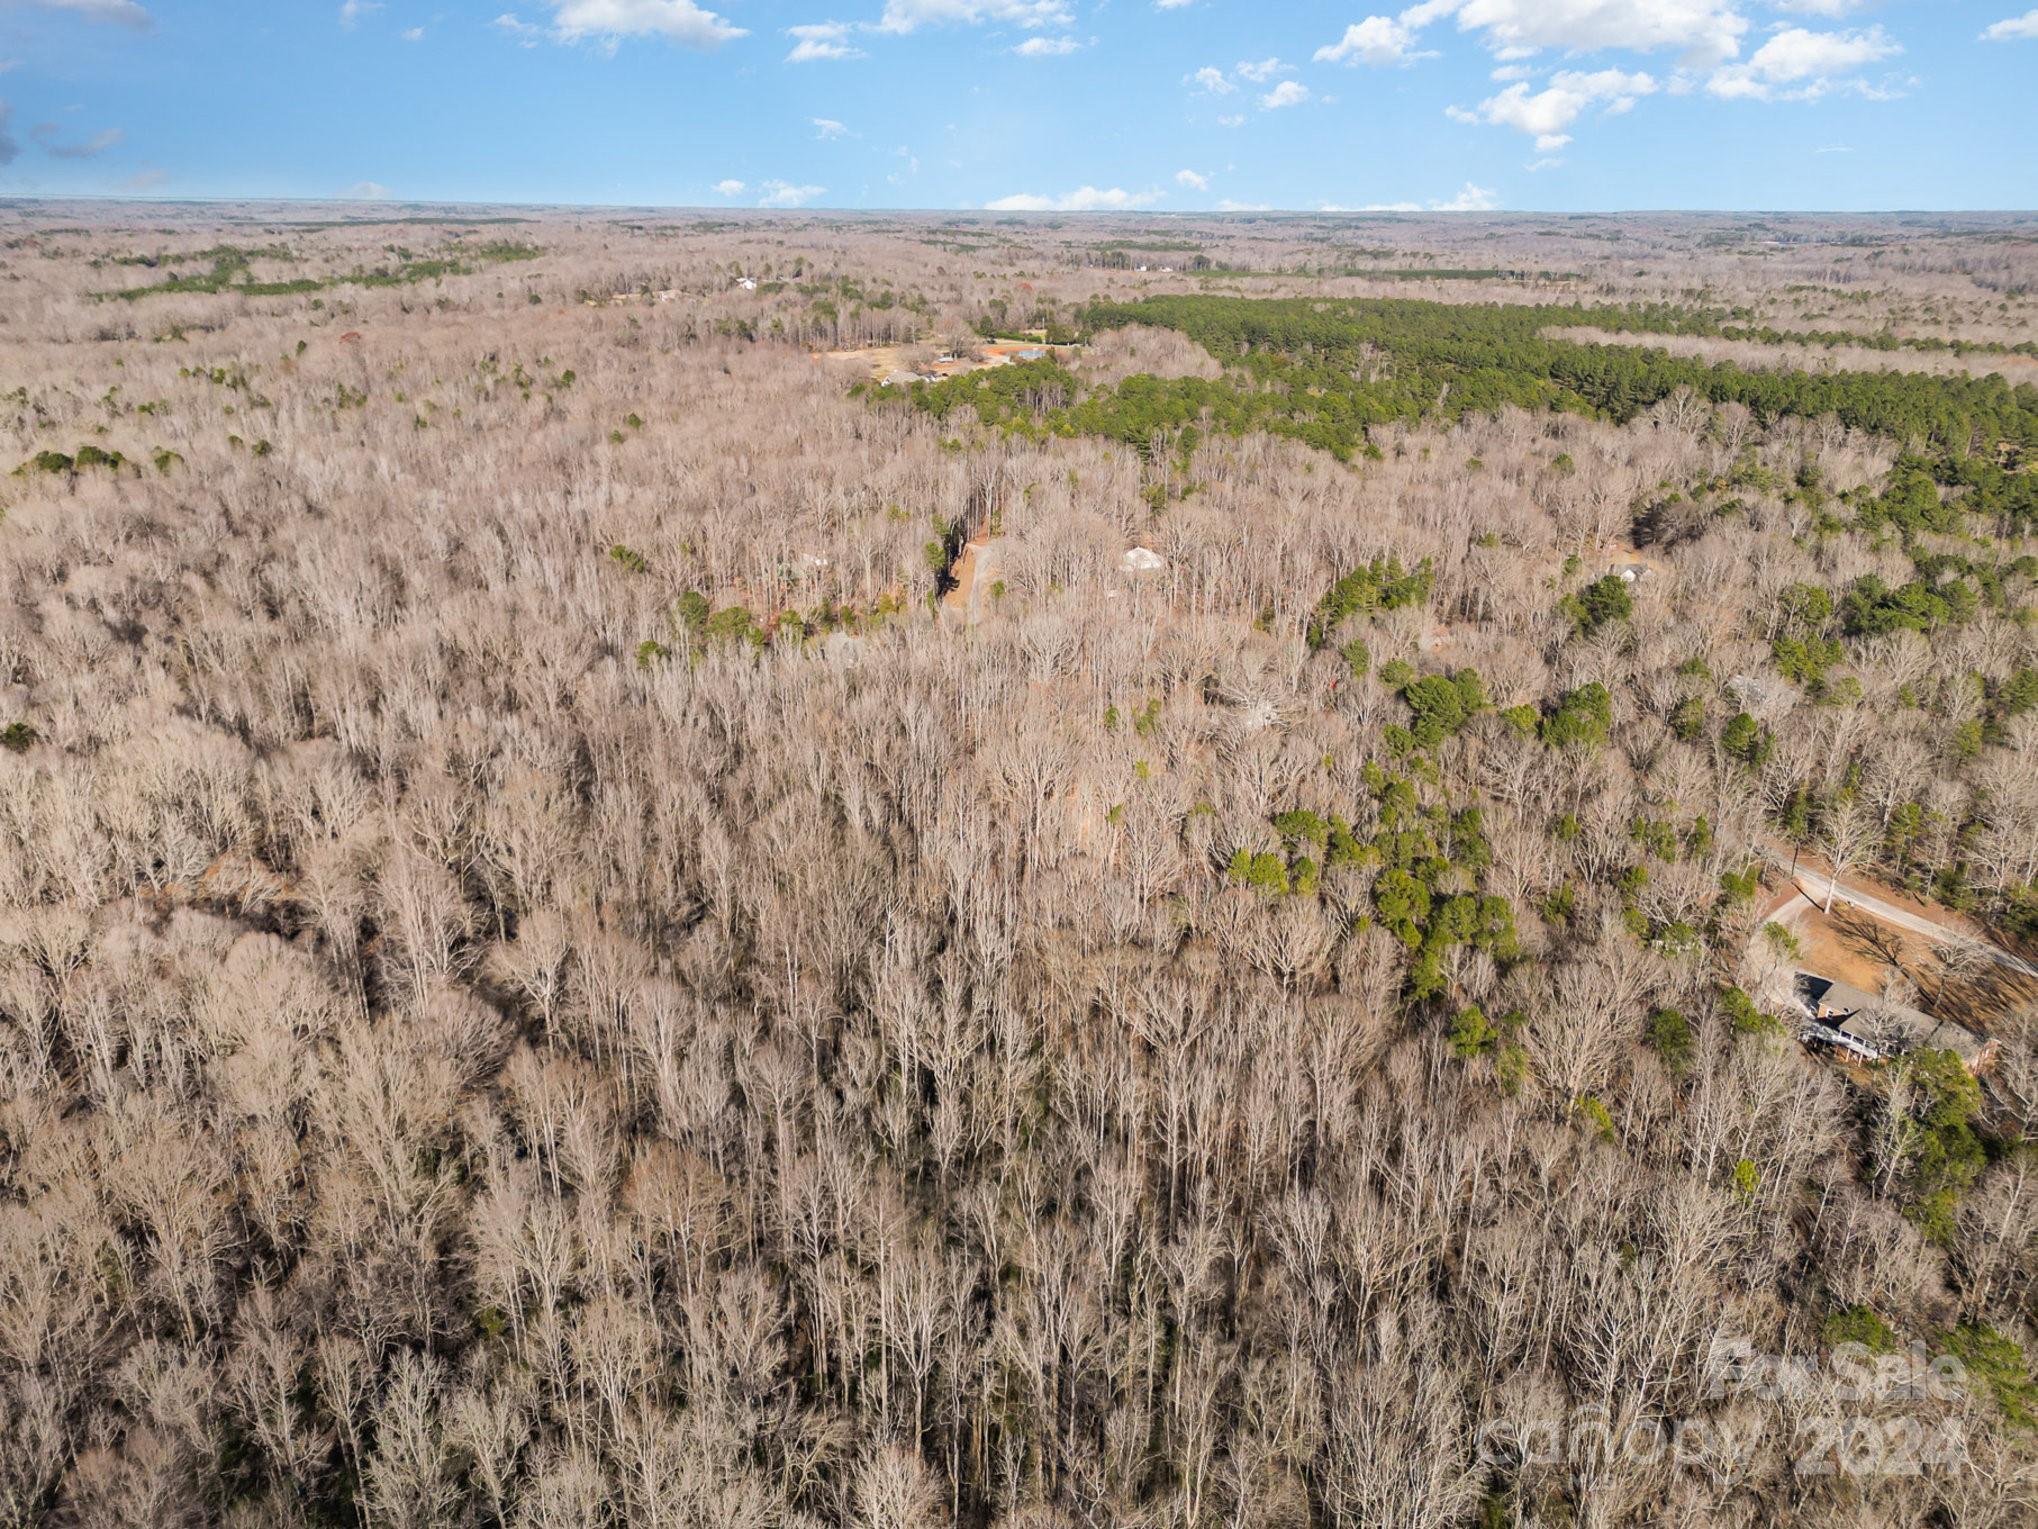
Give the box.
[2,205,2037,1529]
[1095,295,2038,450]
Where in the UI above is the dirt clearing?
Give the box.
[941,536,1001,625]
[1769,895,2038,1038]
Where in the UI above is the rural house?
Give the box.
[1794,973,1997,1073]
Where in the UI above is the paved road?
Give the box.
[1782,864,2038,981]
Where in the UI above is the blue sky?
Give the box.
[0,0,2033,210]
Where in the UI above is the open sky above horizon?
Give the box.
[0,0,2035,213]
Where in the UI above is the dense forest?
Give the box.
[0,206,2036,1529]
[901,296,2038,466]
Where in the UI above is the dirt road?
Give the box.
[941,537,1001,626]
[1779,866,2038,980]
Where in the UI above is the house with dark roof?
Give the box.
[1793,972,1997,1073]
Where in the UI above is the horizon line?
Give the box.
[4,194,2038,220]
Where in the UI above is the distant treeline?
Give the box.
[1315,267,1581,282]
[1174,266,1582,282]
[884,294,2038,476]
[98,240,541,301]
[1079,295,2038,454]
[1608,310,2038,361]
[266,215,536,230]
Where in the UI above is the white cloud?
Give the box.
[1014,34,1080,54]
[1217,198,1269,210]
[25,0,150,26]
[545,0,745,46]
[401,25,424,39]
[1776,0,1865,14]
[494,11,543,42]
[338,0,381,27]
[1049,186,1160,210]
[1433,181,1498,210]
[712,178,746,195]
[1156,0,1193,8]
[812,116,849,138]
[786,21,864,60]
[758,179,825,207]
[1217,112,1246,126]
[31,121,122,158]
[1525,154,1564,171]
[1982,10,2038,40]
[344,180,393,199]
[1412,0,1748,68]
[1706,24,1898,99]
[1456,67,1657,149]
[984,185,1162,211]
[1324,181,1501,212]
[1260,79,1312,108]
[1315,15,1434,67]
[1235,56,1285,82]
[1190,64,1235,93]
[876,0,1071,34]
[1175,167,1209,190]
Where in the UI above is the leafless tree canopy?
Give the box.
[0,203,2035,1528]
